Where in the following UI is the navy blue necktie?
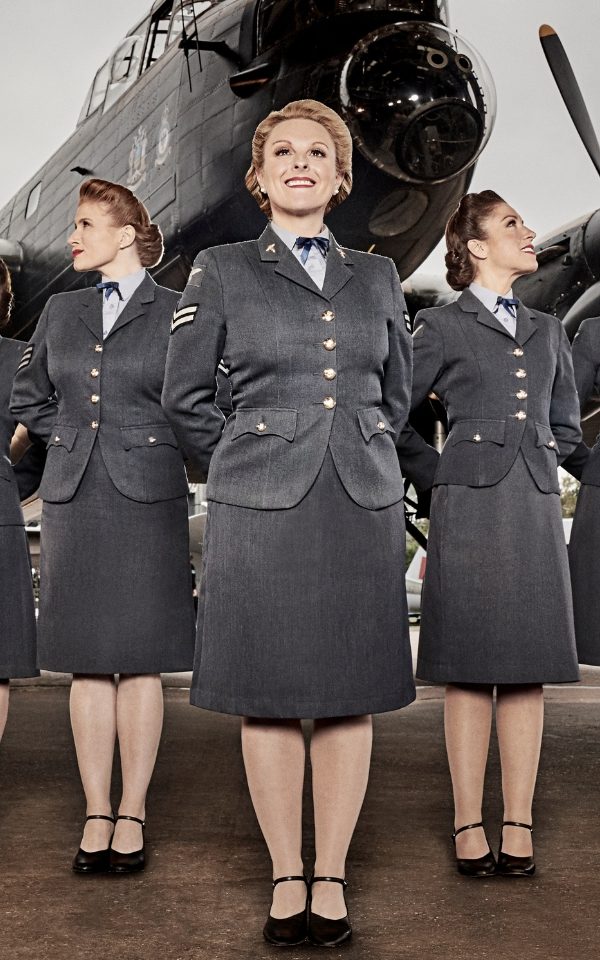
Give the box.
[294,236,330,265]
[495,295,519,319]
[96,280,123,301]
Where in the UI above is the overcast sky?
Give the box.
[1,0,598,277]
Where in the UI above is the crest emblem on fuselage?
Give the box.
[155,105,172,167]
[128,125,148,188]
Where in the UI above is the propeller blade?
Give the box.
[539,24,600,176]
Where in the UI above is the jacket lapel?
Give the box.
[258,225,354,302]
[104,272,156,340]
[79,287,104,341]
[514,301,538,346]
[457,288,517,340]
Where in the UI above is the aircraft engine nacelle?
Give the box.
[340,21,495,184]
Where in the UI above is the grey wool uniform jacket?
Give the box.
[403,289,581,492]
[0,337,30,523]
[10,274,188,503]
[561,317,600,483]
[162,224,414,511]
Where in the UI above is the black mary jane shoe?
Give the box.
[497,821,535,877]
[263,875,309,946]
[452,822,497,878]
[72,813,115,874]
[109,815,146,874]
[308,876,352,948]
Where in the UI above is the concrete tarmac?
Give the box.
[2,675,600,960]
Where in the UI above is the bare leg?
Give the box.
[70,675,117,851]
[496,683,543,856]
[112,673,164,853]
[444,684,494,858]
[241,718,306,919]
[0,681,9,742]
[310,715,373,919]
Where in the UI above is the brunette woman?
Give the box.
[406,191,581,877]
[11,180,195,874]
[0,258,38,732]
[162,99,415,945]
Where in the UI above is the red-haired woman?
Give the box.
[406,191,580,877]
[11,180,195,874]
[0,258,38,734]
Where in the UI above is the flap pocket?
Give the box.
[357,407,395,442]
[46,425,78,452]
[231,408,297,442]
[449,419,506,446]
[121,423,179,450]
[535,422,558,451]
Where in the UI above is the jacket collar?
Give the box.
[79,272,156,341]
[257,224,354,302]
[457,288,538,346]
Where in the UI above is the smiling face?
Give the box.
[256,118,344,226]
[68,201,136,274]
[468,202,538,281]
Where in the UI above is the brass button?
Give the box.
[323,338,336,351]
[323,396,336,409]
[323,368,336,381]
[91,394,100,403]
[94,344,103,353]
[515,369,527,379]
[91,420,99,429]
[473,433,482,442]
[322,310,335,322]
[516,389,528,400]
[54,435,61,443]
[377,421,386,431]
[515,410,527,420]
[91,368,99,377]
[256,421,267,432]
[513,347,524,357]
[548,439,556,448]
[148,436,157,444]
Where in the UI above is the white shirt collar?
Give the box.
[270,221,329,252]
[100,268,146,302]
[469,281,514,314]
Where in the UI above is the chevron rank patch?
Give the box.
[17,344,34,370]
[171,304,198,333]
[403,309,412,333]
[412,322,425,339]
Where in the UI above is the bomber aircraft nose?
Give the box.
[340,21,495,184]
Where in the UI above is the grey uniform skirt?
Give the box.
[0,525,38,678]
[417,453,579,684]
[191,450,415,718]
[38,445,195,674]
[569,482,600,664]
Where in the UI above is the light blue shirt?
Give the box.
[100,268,146,338]
[270,222,329,291]
[469,281,517,338]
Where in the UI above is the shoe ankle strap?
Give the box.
[502,820,533,832]
[85,813,115,824]
[311,876,347,888]
[272,875,307,888]
[116,814,145,827]
[452,821,483,840]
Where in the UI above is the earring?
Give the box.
[333,188,339,196]
[259,186,267,195]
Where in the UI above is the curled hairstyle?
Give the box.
[245,99,353,219]
[78,178,164,267]
[0,258,14,329]
[445,190,506,290]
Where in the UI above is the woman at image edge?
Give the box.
[10,180,195,874]
[162,99,415,946]
[406,190,580,877]
[0,259,38,734]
